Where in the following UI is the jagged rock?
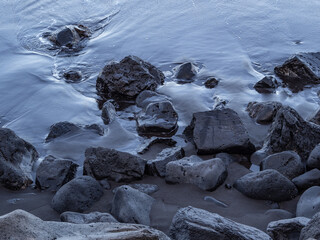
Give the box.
[300,212,320,240]
[204,77,219,88]
[101,101,116,125]
[137,101,178,137]
[111,185,155,225]
[146,146,184,177]
[175,62,197,81]
[63,70,82,83]
[254,76,278,94]
[267,217,310,240]
[136,90,170,109]
[0,210,170,240]
[246,101,282,124]
[60,211,118,224]
[307,144,320,170]
[184,108,255,154]
[292,169,320,191]
[296,186,320,218]
[35,155,78,191]
[51,176,104,213]
[137,137,177,154]
[128,184,159,195]
[169,206,271,240]
[83,147,145,182]
[165,156,227,191]
[274,52,320,92]
[310,109,320,125]
[0,128,38,190]
[96,56,165,103]
[234,169,298,202]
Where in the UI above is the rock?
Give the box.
[128,184,159,195]
[264,209,294,220]
[292,169,320,191]
[300,212,320,240]
[51,176,104,213]
[63,70,82,83]
[83,147,145,182]
[60,211,118,224]
[35,155,78,191]
[215,152,248,165]
[169,206,271,240]
[136,90,170,109]
[267,217,310,240]
[146,146,184,177]
[98,179,111,190]
[234,169,298,202]
[310,109,320,125]
[111,185,155,225]
[296,186,320,218]
[101,101,116,125]
[274,52,320,93]
[84,124,104,136]
[165,156,227,191]
[184,108,255,154]
[96,56,165,103]
[175,62,197,80]
[254,76,278,94]
[137,101,178,137]
[246,101,282,124]
[204,77,219,88]
[260,151,304,180]
[307,144,320,170]
[137,137,177,154]
[212,96,229,109]
[0,210,170,240]
[0,128,39,190]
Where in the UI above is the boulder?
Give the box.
[184,108,255,154]
[128,184,159,195]
[137,137,177,154]
[35,155,78,191]
[169,206,271,240]
[234,169,298,202]
[60,211,118,224]
[204,77,219,89]
[165,156,227,191]
[274,52,320,92]
[83,147,145,182]
[101,101,116,125]
[300,212,320,240]
[296,186,320,218]
[0,210,170,240]
[307,144,320,170]
[292,169,320,191]
[84,124,104,136]
[175,62,197,80]
[254,76,278,94]
[137,101,178,137]
[136,90,170,109]
[0,128,38,190]
[96,55,165,102]
[246,101,282,124]
[51,176,104,213]
[111,185,155,225]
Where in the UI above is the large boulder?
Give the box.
[296,186,320,218]
[246,101,282,124]
[60,211,118,224]
[184,108,255,154]
[83,147,145,182]
[292,169,320,191]
[300,212,320,240]
[169,206,271,240]
[136,90,170,109]
[254,76,278,94]
[307,143,320,170]
[0,210,170,240]
[51,176,104,213]
[234,169,298,202]
[0,128,38,190]
[96,56,165,103]
[165,156,227,191]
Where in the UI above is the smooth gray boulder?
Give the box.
[296,186,320,218]
[246,101,282,124]
[35,155,78,191]
[184,108,255,154]
[51,176,104,213]
[101,100,116,125]
[111,185,155,225]
[307,144,320,170]
[292,169,320,191]
[254,76,278,94]
[175,62,197,80]
[300,212,320,240]
[165,156,227,191]
[234,169,298,202]
[60,211,118,224]
[136,90,171,109]
[84,147,145,182]
[169,206,271,240]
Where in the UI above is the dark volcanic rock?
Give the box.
[175,62,197,81]
[45,122,80,142]
[60,211,118,224]
[84,124,104,136]
[254,76,278,94]
[300,212,320,240]
[137,101,178,137]
[292,169,320,191]
[36,156,78,191]
[246,101,282,124]
[96,56,165,103]
[63,70,82,83]
[169,206,271,240]
[274,52,320,92]
[296,186,320,218]
[307,143,320,170]
[51,176,104,213]
[83,147,145,182]
[184,108,255,154]
[234,169,298,202]
[204,77,219,89]
[101,101,116,125]
[0,128,39,190]
[136,90,170,109]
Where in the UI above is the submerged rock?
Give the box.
[101,100,116,125]
[292,169,320,191]
[307,143,320,170]
[63,70,82,83]
[300,212,320,240]
[60,211,118,224]
[204,77,219,88]
[136,90,170,109]
[296,186,320,218]
[254,76,278,94]
[246,101,282,124]
[175,62,197,81]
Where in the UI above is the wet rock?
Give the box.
[0,128,39,190]
[184,108,255,154]
[165,156,227,191]
[0,210,170,240]
[101,101,116,125]
[96,56,165,103]
[175,62,197,80]
[274,52,320,92]
[63,70,82,83]
[128,184,159,195]
[83,147,145,182]
[60,211,118,224]
[136,90,170,109]
[146,146,184,177]
[300,212,320,240]
[35,155,78,191]
[246,101,282,124]
[296,186,320,218]
[254,76,278,93]
[234,169,298,202]
[169,206,271,240]
[310,109,320,125]
[204,77,219,89]
[51,176,104,213]
[111,185,155,225]
[137,101,178,137]
[292,169,320,191]
[267,217,310,240]
[260,151,304,180]
[137,137,177,154]
[307,144,320,170]
[84,123,104,136]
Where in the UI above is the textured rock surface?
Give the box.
[101,100,116,125]
[254,76,278,94]
[307,143,320,170]
[300,212,320,240]
[60,211,118,224]
[246,101,282,124]
[293,169,320,191]
[136,90,170,109]
[296,186,320,218]
[175,62,197,80]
